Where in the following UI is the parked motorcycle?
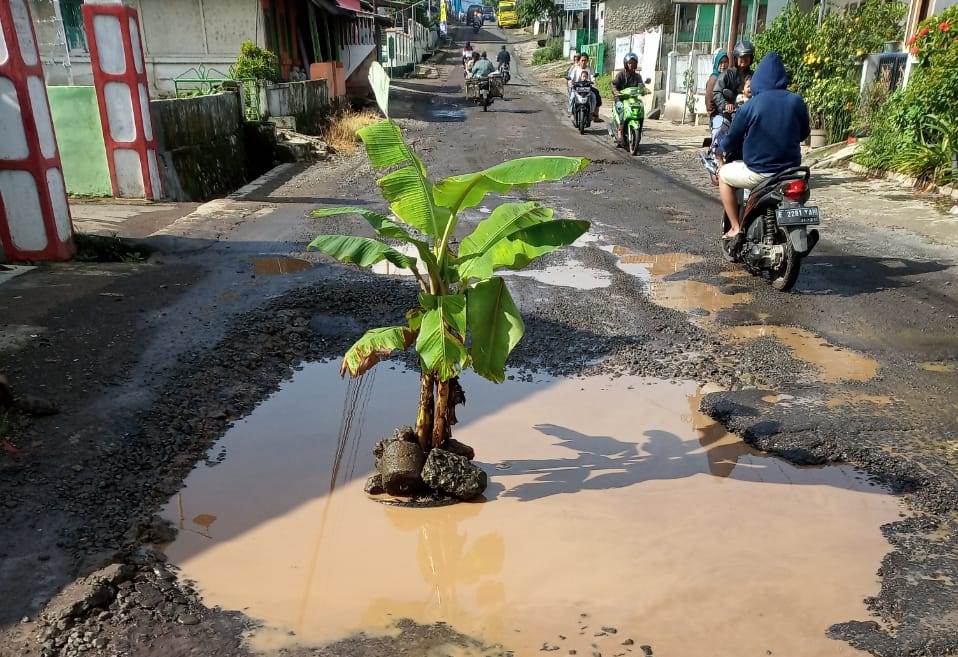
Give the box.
[570,80,594,134]
[609,82,650,155]
[716,166,821,291]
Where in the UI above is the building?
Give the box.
[31,0,385,96]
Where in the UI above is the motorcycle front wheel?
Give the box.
[628,123,641,156]
[770,228,801,291]
[482,95,489,111]
[577,110,586,134]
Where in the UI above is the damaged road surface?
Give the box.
[2,24,958,657]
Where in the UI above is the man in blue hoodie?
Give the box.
[718,52,810,238]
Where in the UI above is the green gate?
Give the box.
[580,42,605,74]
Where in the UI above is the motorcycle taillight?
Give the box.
[783,180,807,200]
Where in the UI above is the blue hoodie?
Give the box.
[723,52,810,174]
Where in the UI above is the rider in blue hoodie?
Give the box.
[718,52,810,238]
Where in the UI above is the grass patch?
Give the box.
[73,233,149,263]
[322,109,381,154]
[594,73,613,102]
[532,37,563,65]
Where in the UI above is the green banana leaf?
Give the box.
[459,202,554,259]
[341,326,416,378]
[307,234,416,270]
[310,207,439,278]
[466,277,524,383]
[458,219,590,281]
[415,293,467,381]
[357,121,451,239]
[434,156,589,213]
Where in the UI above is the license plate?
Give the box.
[776,206,820,226]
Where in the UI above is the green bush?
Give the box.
[856,5,958,186]
[594,73,612,100]
[532,37,563,65]
[234,41,280,82]
[517,0,560,27]
[754,0,905,142]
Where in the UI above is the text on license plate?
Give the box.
[776,207,820,225]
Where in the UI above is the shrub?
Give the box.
[234,41,280,82]
[754,0,905,142]
[856,5,958,186]
[594,72,613,100]
[532,37,563,65]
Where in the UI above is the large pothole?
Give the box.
[161,363,901,656]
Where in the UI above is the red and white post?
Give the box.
[82,0,162,200]
[0,0,75,262]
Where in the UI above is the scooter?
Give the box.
[498,61,511,84]
[608,81,650,155]
[472,20,481,34]
[714,165,822,291]
[570,80,594,134]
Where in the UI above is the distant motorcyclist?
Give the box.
[718,52,809,239]
[497,45,511,67]
[569,52,600,120]
[612,52,643,145]
[713,41,754,119]
[470,51,495,78]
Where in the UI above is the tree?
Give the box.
[309,120,589,452]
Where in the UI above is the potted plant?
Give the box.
[308,120,590,502]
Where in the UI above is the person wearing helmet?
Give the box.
[611,52,644,145]
[712,41,754,120]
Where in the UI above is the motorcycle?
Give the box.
[609,81,650,155]
[716,166,821,291]
[472,20,481,33]
[498,61,511,84]
[569,80,594,134]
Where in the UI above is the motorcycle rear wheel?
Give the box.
[769,228,801,291]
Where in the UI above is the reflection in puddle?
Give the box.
[252,256,313,275]
[727,325,879,383]
[162,364,899,657]
[609,247,750,318]
[505,261,612,290]
[920,361,956,373]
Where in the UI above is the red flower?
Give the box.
[919,26,930,38]
[907,34,916,44]
[911,45,919,55]
[939,21,951,31]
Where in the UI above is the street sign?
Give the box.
[563,0,589,10]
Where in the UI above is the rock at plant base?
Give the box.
[381,440,426,496]
[444,438,475,460]
[421,448,488,500]
[393,425,417,442]
[364,474,385,495]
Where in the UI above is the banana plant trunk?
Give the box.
[415,372,435,452]
[432,380,451,449]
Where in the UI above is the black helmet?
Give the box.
[623,52,639,67]
[733,40,755,58]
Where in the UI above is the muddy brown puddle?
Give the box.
[161,363,901,656]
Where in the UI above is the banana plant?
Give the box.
[309,120,589,453]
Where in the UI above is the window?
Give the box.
[59,0,88,52]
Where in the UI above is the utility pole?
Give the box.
[726,0,741,55]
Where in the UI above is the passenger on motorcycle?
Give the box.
[569,53,601,120]
[465,51,480,75]
[718,52,810,239]
[713,41,754,119]
[462,42,473,66]
[704,49,729,156]
[612,52,643,145]
[470,52,496,78]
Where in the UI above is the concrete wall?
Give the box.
[46,86,113,196]
[602,0,673,39]
[150,91,251,201]
[266,79,330,134]
[33,0,265,95]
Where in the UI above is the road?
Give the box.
[1,24,957,657]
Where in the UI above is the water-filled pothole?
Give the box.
[162,363,900,656]
[251,256,313,275]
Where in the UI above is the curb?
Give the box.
[846,161,958,201]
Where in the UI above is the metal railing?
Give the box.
[172,65,264,121]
